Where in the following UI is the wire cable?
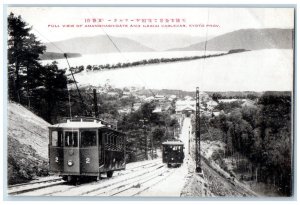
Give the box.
[32,26,89,119]
[86,9,157,98]
[33,28,65,53]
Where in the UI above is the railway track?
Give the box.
[50,163,166,196]
[8,178,64,195]
[114,167,175,196]
[85,165,170,196]
[11,159,164,196]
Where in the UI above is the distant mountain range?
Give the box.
[45,35,154,54]
[170,28,294,51]
[44,28,293,57]
[122,34,210,51]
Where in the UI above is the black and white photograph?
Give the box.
[4,5,295,198]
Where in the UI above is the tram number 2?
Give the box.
[86,158,90,164]
[55,157,59,163]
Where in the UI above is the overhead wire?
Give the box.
[22,28,58,107]
[195,9,211,161]
[200,9,214,141]
[33,28,65,53]
[32,26,88,119]
[64,53,91,116]
[196,9,210,139]
[199,8,210,93]
[86,9,157,98]
[203,9,210,59]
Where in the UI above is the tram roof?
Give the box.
[49,118,125,135]
[162,141,184,145]
[50,118,112,129]
[50,120,106,129]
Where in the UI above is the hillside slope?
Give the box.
[124,33,209,51]
[7,102,50,184]
[171,28,293,51]
[45,35,154,54]
[39,52,82,60]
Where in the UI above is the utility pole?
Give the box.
[93,89,99,118]
[195,87,202,173]
[140,118,148,160]
[151,135,154,159]
[144,123,148,160]
[188,126,191,155]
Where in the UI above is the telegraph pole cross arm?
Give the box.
[195,87,202,173]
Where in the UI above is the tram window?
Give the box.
[65,131,78,147]
[98,131,102,145]
[104,134,108,144]
[51,131,62,147]
[120,136,124,145]
[109,135,112,144]
[81,131,97,147]
[172,146,179,151]
[113,135,116,145]
[116,136,119,145]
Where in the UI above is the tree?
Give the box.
[215,101,243,113]
[8,12,46,103]
[203,91,292,196]
[42,62,69,122]
[23,34,47,107]
[140,102,158,122]
[29,62,68,123]
[246,93,258,100]
[7,13,70,123]
[254,92,292,195]
[151,127,166,147]
[212,93,222,102]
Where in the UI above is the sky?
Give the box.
[7,7,294,42]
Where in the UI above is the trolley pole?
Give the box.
[195,87,202,173]
[64,53,88,116]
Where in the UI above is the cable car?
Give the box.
[48,117,126,182]
[162,140,185,168]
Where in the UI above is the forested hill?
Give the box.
[171,28,294,51]
[202,91,292,196]
[39,52,82,60]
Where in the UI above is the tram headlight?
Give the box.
[67,160,74,166]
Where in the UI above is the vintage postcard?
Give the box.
[5,5,295,198]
